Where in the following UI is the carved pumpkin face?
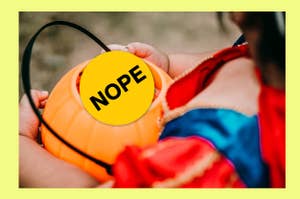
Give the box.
[41,60,172,182]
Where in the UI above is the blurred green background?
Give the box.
[19,12,240,97]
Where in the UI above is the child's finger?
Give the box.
[100,44,129,54]
[31,90,48,108]
[40,99,48,108]
[38,90,49,101]
[20,90,48,109]
[126,42,153,58]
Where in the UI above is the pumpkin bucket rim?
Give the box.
[70,59,171,111]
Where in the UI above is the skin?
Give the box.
[19,90,100,188]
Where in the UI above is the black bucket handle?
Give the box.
[21,21,113,175]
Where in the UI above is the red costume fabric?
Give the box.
[112,45,285,188]
[113,137,245,188]
[258,82,285,187]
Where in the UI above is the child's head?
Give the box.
[230,12,285,88]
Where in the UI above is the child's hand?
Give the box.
[19,90,49,140]
[126,42,170,73]
[103,42,170,74]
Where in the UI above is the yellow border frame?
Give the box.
[1,0,298,198]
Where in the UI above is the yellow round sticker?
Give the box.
[79,51,155,126]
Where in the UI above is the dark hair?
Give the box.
[257,12,285,72]
[220,12,285,73]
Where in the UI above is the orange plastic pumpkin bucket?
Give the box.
[40,59,172,182]
[21,21,172,182]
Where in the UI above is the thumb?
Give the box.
[100,44,129,54]
[20,89,49,109]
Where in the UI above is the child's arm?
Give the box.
[126,42,215,78]
[19,136,100,187]
[19,90,100,188]
[167,51,215,78]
